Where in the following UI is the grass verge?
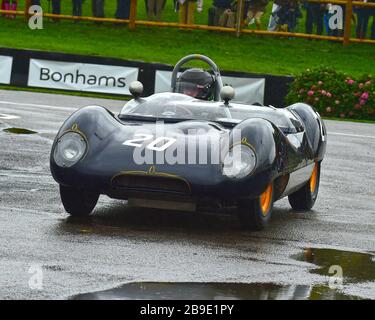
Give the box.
[0,3,374,77]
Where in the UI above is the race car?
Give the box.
[50,54,327,230]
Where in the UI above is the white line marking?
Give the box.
[0,100,77,111]
[330,132,375,139]
[0,113,20,120]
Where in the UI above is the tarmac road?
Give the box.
[0,90,374,300]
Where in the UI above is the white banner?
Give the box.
[155,70,265,104]
[0,55,13,85]
[28,59,139,95]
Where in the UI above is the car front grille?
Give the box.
[111,174,191,194]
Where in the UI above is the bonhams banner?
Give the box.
[28,59,139,95]
[155,70,266,104]
[0,55,13,85]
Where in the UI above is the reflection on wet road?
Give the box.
[73,282,360,300]
[73,245,374,300]
[3,127,38,134]
[295,248,375,284]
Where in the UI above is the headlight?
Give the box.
[222,145,257,179]
[54,131,87,167]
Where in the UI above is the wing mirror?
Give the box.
[220,86,235,105]
[129,81,144,99]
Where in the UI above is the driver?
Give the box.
[175,68,215,100]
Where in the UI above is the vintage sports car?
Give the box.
[50,54,327,230]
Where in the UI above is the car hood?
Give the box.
[84,119,230,186]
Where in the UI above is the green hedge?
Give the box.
[286,67,375,121]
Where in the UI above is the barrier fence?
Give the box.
[0,47,293,107]
[0,0,374,45]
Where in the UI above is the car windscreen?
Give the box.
[121,98,230,122]
[121,94,300,132]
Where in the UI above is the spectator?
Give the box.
[215,0,252,28]
[72,0,83,18]
[176,0,202,25]
[146,0,166,21]
[269,0,289,30]
[1,0,9,18]
[10,0,16,18]
[268,1,282,31]
[2,0,17,19]
[355,1,369,38]
[371,2,375,39]
[324,3,333,35]
[208,0,232,26]
[218,4,236,27]
[115,0,130,19]
[304,2,325,35]
[246,0,269,29]
[51,0,61,22]
[274,0,302,33]
[52,0,61,15]
[92,0,105,19]
[354,0,375,39]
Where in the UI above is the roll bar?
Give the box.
[171,54,224,101]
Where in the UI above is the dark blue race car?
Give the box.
[50,54,327,230]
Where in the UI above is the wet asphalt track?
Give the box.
[0,90,374,300]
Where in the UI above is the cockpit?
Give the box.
[119,92,304,134]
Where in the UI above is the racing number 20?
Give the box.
[123,134,176,152]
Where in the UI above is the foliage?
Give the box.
[286,67,375,120]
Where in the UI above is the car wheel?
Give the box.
[238,182,274,231]
[60,185,99,216]
[288,162,320,210]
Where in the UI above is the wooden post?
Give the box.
[24,0,32,21]
[236,0,245,37]
[343,0,353,45]
[129,0,137,31]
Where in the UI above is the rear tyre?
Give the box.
[60,185,99,216]
[288,162,320,210]
[238,182,274,231]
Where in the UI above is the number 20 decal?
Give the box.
[123,134,177,152]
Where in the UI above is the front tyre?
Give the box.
[288,162,320,210]
[238,182,274,231]
[60,185,99,216]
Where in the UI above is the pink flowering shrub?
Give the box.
[286,67,374,120]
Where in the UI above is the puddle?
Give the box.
[3,127,37,134]
[73,248,374,300]
[72,282,360,300]
[294,248,375,284]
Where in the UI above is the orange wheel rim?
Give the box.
[260,183,273,216]
[310,163,318,193]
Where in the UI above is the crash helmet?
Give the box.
[176,68,215,100]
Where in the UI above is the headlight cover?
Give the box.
[54,131,87,167]
[222,144,257,179]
